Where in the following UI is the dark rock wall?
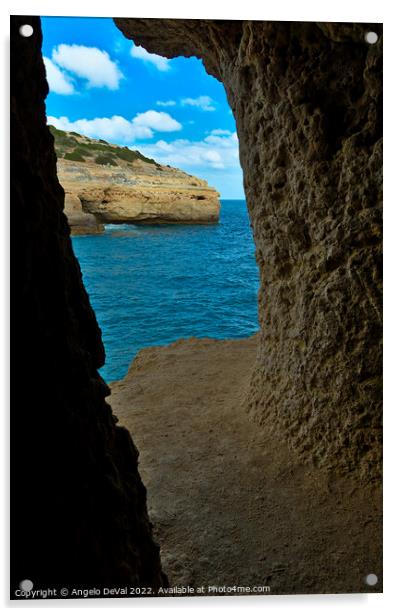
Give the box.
[11,16,165,592]
[115,19,382,479]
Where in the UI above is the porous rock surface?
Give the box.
[115,18,383,479]
[11,16,166,592]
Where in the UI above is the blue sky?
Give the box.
[41,16,244,199]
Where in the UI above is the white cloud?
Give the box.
[181,95,216,112]
[130,43,171,72]
[132,110,182,132]
[202,150,223,166]
[138,132,240,171]
[204,132,238,147]
[48,115,150,142]
[43,57,75,95]
[51,44,123,90]
[156,100,176,107]
[47,111,182,143]
[210,128,232,136]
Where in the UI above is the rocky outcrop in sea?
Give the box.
[50,126,220,234]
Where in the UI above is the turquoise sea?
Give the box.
[72,199,260,382]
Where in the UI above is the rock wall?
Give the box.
[64,192,105,235]
[11,16,166,592]
[115,19,383,479]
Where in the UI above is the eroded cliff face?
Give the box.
[115,19,382,479]
[51,128,220,232]
[11,16,166,591]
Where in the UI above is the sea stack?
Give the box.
[50,126,221,234]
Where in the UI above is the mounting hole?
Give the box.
[19,579,33,591]
[365,573,378,586]
[19,24,34,38]
[365,31,378,44]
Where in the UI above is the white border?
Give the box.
[2,0,386,21]
[2,1,398,614]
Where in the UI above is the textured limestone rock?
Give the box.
[58,158,220,228]
[11,16,166,592]
[64,192,104,235]
[52,129,220,231]
[115,19,383,479]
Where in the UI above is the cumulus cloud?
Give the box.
[132,110,182,132]
[156,100,176,107]
[138,131,239,171]
[48,115,151,142]
[47,111,182,143]
[204,132,238,147]
[130,44,171,72]
[181,95,216,112]
[51,44,123,90]
[43,57,75,95]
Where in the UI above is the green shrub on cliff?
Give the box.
[64,150,86,162]
[115,147,157,165]
[77,142,117,156]
[74,147,90,158]
[49,125,160,168]
[94,154,118,166]
[133,150,158,165]
[115,147,137,162]
[49,126,79,149]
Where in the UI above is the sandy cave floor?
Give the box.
[109,336,382,595]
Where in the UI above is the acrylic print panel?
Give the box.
[10,15,382,600]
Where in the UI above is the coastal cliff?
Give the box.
[50,126,220,233]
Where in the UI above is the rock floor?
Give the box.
[110,336,382,595]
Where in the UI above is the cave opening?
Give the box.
[37,16,264,588]
[41,16,260,383]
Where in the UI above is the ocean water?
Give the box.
[72,199,260,382]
